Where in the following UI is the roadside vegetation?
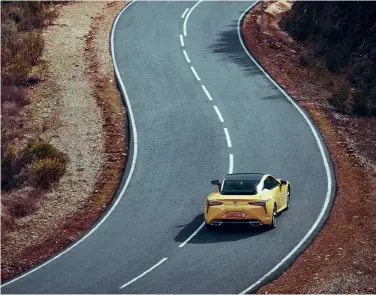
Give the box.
[243,1,376,292]
[2,1,128,281]
[1,2,67,236]
[283,2,376,116]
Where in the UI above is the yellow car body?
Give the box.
[204,173,290,229]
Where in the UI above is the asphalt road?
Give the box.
[1,1,335,294]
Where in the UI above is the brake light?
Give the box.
[248,200,269,213]
[208,200,223,206]
[248,201,268,206]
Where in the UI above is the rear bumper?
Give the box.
[209,219,265,226]
[204,204,273,226]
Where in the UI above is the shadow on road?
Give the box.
[208,21,262,76]
[174,213,271,245]
[259,93,286,101]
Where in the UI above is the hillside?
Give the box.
[283,1,376,116]
[243,1,376,293]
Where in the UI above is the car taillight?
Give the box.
[248,200,269,213]
[248,201,267,206]
[208,200,223,206]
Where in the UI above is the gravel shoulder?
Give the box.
[1,1,127,281]
[243,2,376,293]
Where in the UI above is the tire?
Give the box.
[285,184,290,211]
[268,205,277,229]
[205,223,214,231]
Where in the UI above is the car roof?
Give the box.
[224,173,266,181]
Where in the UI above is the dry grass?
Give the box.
[1,187,40,236]
[1,140,69,191]
[28,158,67,189]
[1,1,128,281]
[1,2,58,31]
[1,1,63,236]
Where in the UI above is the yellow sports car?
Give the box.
[204,173,290,229]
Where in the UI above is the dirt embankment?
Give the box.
[243,2,376,293]
[1,1,128,281]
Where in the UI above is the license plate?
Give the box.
[226,212,246,218]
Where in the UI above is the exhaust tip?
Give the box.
[211,221,223,226]
[249,220,263,226]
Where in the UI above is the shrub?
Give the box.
[1,2,51,86]
[1,46,32,85]
[348,60,374,86]
[1,101,19,118]
[1,187,38,218]
[1,204,15,236]
[1,144,21,190]
[23,31,45,66]
[1,85,28,106]
[325,50,341,72]
[22,140,69,188]
[352,81,376,116]
[298,51,311,67]
[27,158,67,189]
[2,2,58,31]
[329,81,351,113]
[1,140,69,191]
[23,140,68,162]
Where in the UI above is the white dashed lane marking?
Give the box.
[190,66,201,81]
[181,8,189,19]
[224,128,232,148]
[213,106,224,122]
[201,85,213,101]
[183,50,191,63]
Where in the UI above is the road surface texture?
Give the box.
[2,1,335,294]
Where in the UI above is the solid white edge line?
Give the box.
[178,222,205,248]
[119,258,168,289]
[0,1,139,288]
[180,34,184,47]
[237,2,333,294]
[213,106,224,123]
[183,50,191,63]
[181,8,189,19]
[229,154,234,174]
[190,66,201,81]
[183,0,203,37]
[201,85,213,101]
[224,128,232,148]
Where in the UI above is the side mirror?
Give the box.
[280,180,287,185]
[211,180,220,187]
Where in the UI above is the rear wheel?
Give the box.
[285,185,290,210]
[268,205,277,229]
[205,223,214,231]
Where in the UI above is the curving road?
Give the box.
[1,1,335,294]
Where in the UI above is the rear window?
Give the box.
[221,179,260,195]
